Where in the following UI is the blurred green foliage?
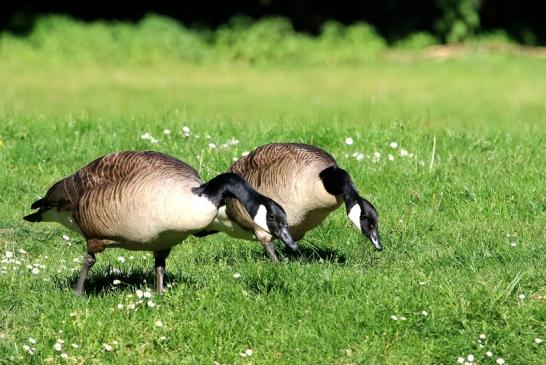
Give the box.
[435,0,481,43]
[394,32,439,50]
[0,14,391,66]
[0,13,528,66]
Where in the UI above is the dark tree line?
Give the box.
[1,0,544,45]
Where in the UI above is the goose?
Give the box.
[206,143,382,261]
[23,151,296,295]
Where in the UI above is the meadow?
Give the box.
[1,17,546,364]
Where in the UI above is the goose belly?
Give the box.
[281,179,342,240]
[116,192,217,243]
[287,206,339,240]
[113,230,191,251]
[78,184,218,250]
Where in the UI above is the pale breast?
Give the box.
[76,177,217,248]
[111,230,191,251]
[282,169,342,240]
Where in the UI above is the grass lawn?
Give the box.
[0,54,545,364]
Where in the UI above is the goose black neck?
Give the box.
[319,166,360,211]
[194,173,263,214]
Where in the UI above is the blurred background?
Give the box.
[1,0,545,45]
[0,0,544,129]
[1,0,545,137]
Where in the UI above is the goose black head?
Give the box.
[193,172,298,252]
[348,198,382,251]
[252,197,298,252]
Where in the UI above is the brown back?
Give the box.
[37,151,201,212]
[226,143,337,228]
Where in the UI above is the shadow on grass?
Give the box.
[53,267,203,295]
[52,243,350,295]
[281,242,347,264]
[188,241,347,265]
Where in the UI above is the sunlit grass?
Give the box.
[0,54,545,364]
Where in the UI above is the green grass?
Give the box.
[1,52,546,364]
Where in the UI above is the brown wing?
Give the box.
[29,151,201,213]
[226,143,337,227]
[229,143,337,189]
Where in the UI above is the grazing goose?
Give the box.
[23,151,296,295]
[208,143,381,261]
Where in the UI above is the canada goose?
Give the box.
[207,143,381,261]
[23,151,296,295]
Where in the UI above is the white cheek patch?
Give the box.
[253,205,270,233]
[42,209,82,233]
[348,204,362,231]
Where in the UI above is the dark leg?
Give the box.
[154,249,171,295]
[74,252,96,296]
[75,238,110,296]
[260,239,279,262]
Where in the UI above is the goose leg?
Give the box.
[75,238,109,296]
[264,243,279,262]
[154,249,171,295]
[261,240,279,262]
[75,252,96,296]
[256,231,278,262]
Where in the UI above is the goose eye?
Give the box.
[267,213,274,220]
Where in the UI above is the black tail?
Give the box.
[319,166,359,210]
[23,211,43,222]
